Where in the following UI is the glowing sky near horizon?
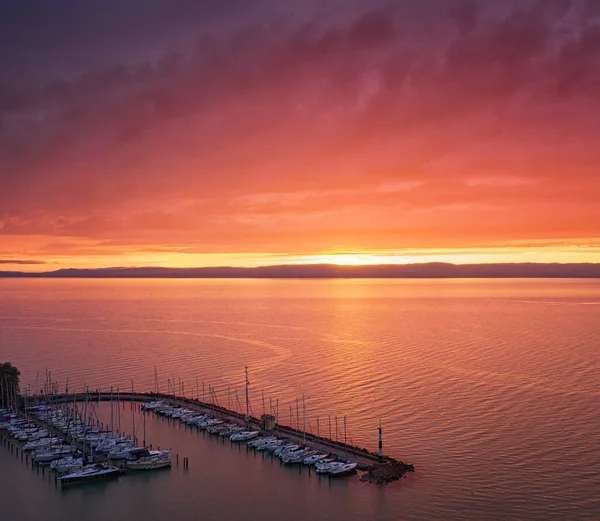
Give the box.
[1,0,600,271]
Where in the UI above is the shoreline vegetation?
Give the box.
[1,262,600,279]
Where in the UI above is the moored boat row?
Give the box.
[2,401,171,487]
[5,391,359,488]
[145,400,358,477]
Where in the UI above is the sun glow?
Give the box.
[311,254,388,266]
[288,246,600,267]
[2,240,600,273]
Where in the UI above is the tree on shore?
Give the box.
[1,362,21,410]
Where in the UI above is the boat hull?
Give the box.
[126,459,171,470]
[59,467,123,487]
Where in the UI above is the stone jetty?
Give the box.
[359,458,415,485]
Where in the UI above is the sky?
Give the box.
[1,0,600,271]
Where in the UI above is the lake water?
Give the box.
[1,278,599,520]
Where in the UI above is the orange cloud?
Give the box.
[1,2,600,270]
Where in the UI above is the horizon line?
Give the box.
[2,262,600,279]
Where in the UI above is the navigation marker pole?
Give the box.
[378,419,383,462]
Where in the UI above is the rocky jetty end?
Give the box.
[359,458,415,485]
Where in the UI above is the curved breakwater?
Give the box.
[21,391,414,481]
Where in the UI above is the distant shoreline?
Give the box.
[2,262,600,279]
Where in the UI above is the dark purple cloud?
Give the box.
[0,259,46,264]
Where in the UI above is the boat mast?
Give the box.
[110,386,113,433]
[117,387,121,436]
[83,387,89,463]
[131,380,135,444]
[344,416,347,455]
[244,366,250,430]
[302,394,306,446]
[295,397,300,444]
[72,395,76,443]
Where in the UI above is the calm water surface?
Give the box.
[1,278,600,520]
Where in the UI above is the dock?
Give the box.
[28,391,385,470]
[7,366,414,485]
[25,388,414,478]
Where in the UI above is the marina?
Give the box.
[0,367,414,490]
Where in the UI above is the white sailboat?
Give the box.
[230,367,260,442]
[51,455,84,474]
[124,407,171,471]
[229,430,259,442]
[59,463,122,486]
[125,455,171,470]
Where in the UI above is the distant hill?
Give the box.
[1,263,600,278]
